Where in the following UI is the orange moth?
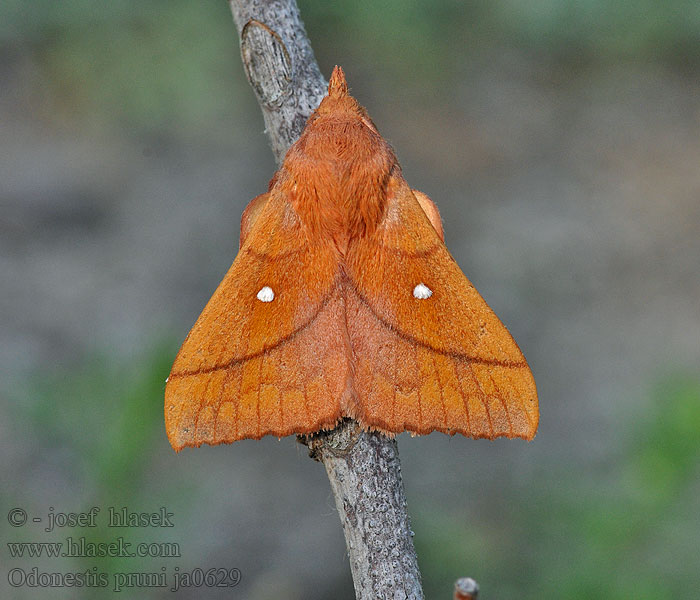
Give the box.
[165,66,538,450]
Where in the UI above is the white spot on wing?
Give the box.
[257,286,275,302]
[413,283,432,299]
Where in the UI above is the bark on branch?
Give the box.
[306,420,424,599]
[227,1,425,598]
[228,0,326,163]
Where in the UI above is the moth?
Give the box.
[165,66,538,450]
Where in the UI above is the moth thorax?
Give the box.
[288,160,389,245]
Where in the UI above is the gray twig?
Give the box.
[228,0,326,163]
[306,421,424,599]
[227,1,425,598]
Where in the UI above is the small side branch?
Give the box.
[454,577,480,600]
[227,1,425,598]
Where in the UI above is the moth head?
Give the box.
[327,64,349,98]
[310,66,380,134]
[288,66,391,180]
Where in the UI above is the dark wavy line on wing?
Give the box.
[169,283,340,378]
[348,283,527,369]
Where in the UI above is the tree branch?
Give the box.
[228,0,326,163]
[306,420,424,599]
[227,1,425,598]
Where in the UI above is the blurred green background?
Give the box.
[2,1,699,598]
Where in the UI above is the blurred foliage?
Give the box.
[12,343,172,496]
[2,0,700,135]
[415,375,700,599]
[1,1,248,136]
[495,0,700,62]
[6,343,180,598]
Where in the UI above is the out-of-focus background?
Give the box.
[2,1,699,598]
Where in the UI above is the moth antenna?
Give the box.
[328,65,348,98]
